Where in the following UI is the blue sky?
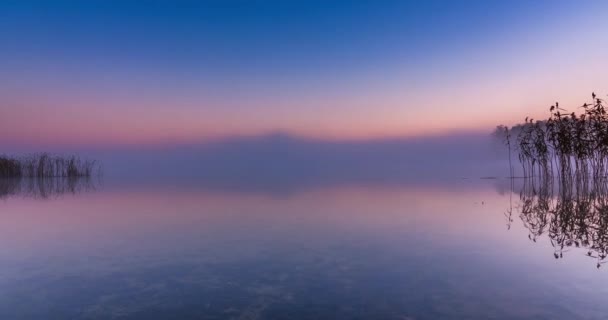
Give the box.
[1,0,606,146]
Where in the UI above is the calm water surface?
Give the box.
[0,178,607,319]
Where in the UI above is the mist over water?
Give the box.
[67,132,510,193]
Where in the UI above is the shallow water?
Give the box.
[0,178,607,319]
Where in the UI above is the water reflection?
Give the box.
[4,173,608,271]
[0,177,99,199]
[1,178,607,319]
[511,178,608,268]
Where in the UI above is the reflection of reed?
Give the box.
[0,177,99,199]
[517,177,608,268]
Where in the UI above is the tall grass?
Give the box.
[496,92,608,183]
[0,153,99,178]
[0,157,21,177]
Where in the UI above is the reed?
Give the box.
[0,153,98,179]
[0,157,21,177]
[496,92,608,183]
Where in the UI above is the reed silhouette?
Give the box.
[495,93,608,184]
[0,157,21,177]
[0,153,98,178]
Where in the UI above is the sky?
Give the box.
[1,0,607,148]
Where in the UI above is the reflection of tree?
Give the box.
[0,177,98,199]
[517,177,608,268]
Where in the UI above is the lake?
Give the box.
[0,177,607,319]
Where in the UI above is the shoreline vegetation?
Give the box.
[495,92,607,184]
[496,92,608,267]
[0,153,99,179]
